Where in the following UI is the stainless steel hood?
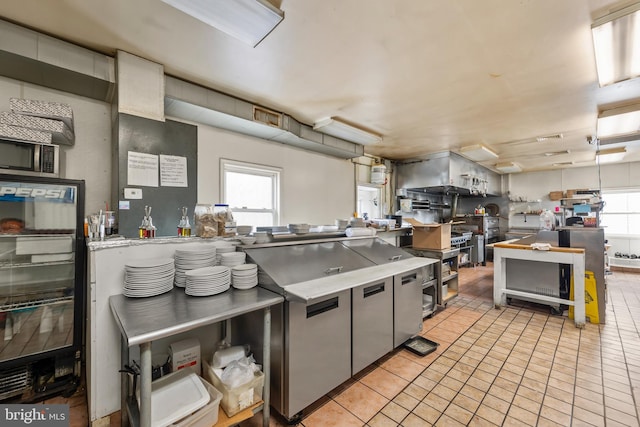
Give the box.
[395,151,502,196]
[164,76,364,159]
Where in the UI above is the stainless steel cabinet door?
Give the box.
[286,290,351,417]
[352,277,393,374]
[393,268,424,347]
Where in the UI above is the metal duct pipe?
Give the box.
[450,193,459,221]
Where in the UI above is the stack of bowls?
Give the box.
[254,231,269,244]
[239,236,256,245]
[335,219,349,230]
[236,225,253,236]
[288,223,310,234]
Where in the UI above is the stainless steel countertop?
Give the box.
[110,287,283,346]
[284,257,438,303]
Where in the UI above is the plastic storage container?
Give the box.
[173,377,223,427]
[203,359,264,417]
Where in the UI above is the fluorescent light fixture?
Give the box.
[592,3,640,86]
[536,133,564,142]
[161,0,284,47]
[597,103,640,138]
[495,162,522,173]
[459,144,499,161]
[596,147,627,163]
[313,117,382,145]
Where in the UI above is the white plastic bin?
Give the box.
[173,377,223,427]
[203,359,264,417]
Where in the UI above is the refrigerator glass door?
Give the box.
[0,178,79,364]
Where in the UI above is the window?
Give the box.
[221,159,281,227]
[600,190,640,236]
[357,185,381,220]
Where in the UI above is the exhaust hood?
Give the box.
[164,76,364,159]
[395,151,502,197]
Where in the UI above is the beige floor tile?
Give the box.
[506,405,538,426]
[468,415,501,426]
[452,393,481,413]
[422,392,450,413]
[333,381,388,423]
[476,404,505,425]
[433,413,465,427]
[512,394,541,414]
[301,400,364,427]
[401,413,432,427]
[367,413,399,427]
[572,406,606,427]
[481,394,511,414]
[392,392,419,412]
[442,403,473,425]
[379,354,428,382]
[360,367,409,400]
[539,405,572,426]
[412,401,441,424]
[402,383,428,401]
[381,402,409,424]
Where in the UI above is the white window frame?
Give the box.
[220,159,281,226]
[601,189,640,238]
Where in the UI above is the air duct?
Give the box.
[164,76,364,159]
[0,20,115,102]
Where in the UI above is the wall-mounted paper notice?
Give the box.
[160,154,188,187]
[127,151,159,187]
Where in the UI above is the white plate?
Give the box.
[125,258,174,269]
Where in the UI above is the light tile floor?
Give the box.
[48,263,640,426]
[246,264,640,427]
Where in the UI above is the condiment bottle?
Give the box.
[146,206,156,238]
[178,207,191,237]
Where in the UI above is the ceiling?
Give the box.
[2,0,640,172]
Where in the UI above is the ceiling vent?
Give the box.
[253,106,282,128]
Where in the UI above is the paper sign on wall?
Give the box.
[160,154,188,187]
[127,151,158,187]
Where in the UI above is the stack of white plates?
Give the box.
[124,258,175,298]
[185,266,231,296]
[174,247,217,287]
[231,264,258,290]
[213,244,236,265]
[220,252,246,267]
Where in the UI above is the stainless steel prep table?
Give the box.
[109,287,284,427]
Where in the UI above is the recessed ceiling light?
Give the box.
[597,103,640,138]
[495,162,522,173]
[592,3,640,86]
[459,144,499,161]
[596,147,627,163]
[161,0,284,47]
[543,150,571,157]
[313,117,382,145]
[552,161,575,167]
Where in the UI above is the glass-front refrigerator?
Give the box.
[0,173,84,401]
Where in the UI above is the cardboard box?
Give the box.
[549,191,564,201]
[406,218,451,249]
[170,338,201,375]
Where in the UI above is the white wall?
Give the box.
[0,76,112,215]
[507,162,640,255]
[183,122,356,225]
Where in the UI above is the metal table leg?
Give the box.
[262,306,271,427]
[121,336,130,427]
[139,342,152,427]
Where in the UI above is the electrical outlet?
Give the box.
[124,188,142,199]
